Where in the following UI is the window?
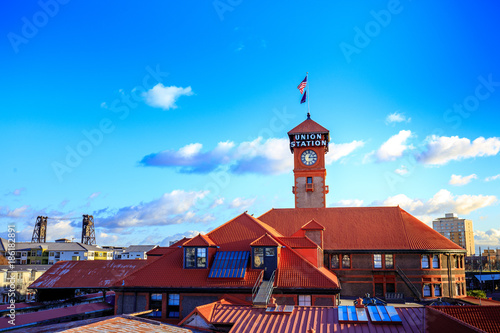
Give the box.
[423,284,431,297]
[49,252,54,257]
[373,254,382,269]
[168,294,180,318]
[307,177,312,184]
[55,252,60,259]
[265,248,276,256]
[456,283,460,296]
[30,271,36,280]
[74,252,79,254]
[434,284,441,297]
[298,295,311,306]
[31,250,37,256]
[342,254,351,269]
[432,255,440,268]
[150,293,162,317]
[253,248,264,268]
[330,255,339,269]
[37,250,42,256]
[421,255,429,269]
[185,247,207,268]
[385,254,394,269]
[306,177,313,191]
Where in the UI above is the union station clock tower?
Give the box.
[288,113,330,208]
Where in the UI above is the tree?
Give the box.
[467,290,487,299]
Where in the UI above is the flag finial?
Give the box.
[307,112,311,119]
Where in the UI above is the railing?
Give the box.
[252,270,264,303]
[263,270,277,305]
[396,265,421,301]
[306,183,314,192]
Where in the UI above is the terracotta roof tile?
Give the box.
[250,234,281,247]
[259,207,464,251]
[29,260,149,289]
[183,234,217,247]
[288,118,329,135]
[430,306,500,333]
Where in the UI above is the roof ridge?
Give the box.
[397,207,412,249]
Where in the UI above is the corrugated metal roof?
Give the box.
[29,260,148,289]
[258,207,464,251]
[0,302,113,330]
[14,242,112,252]
[183,302,424,333]
[250,234,281,247]
[61,316,204,333]
[430,306,500,333]
[279,237,318,248]
[183,234,217,247]
[124,245,158,253]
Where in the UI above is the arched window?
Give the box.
[434,284,441,297]
[421,255,429,269]
[423,284,431,297]
[432,255,440,268]
[330,254,339,269]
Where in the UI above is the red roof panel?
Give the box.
[301,219,325,230]
[250,234,281,247]
[258,207,464,251]
[29,260,149,289]
[279,237,318,248]
[288,118,329,135]
[183,302,424,333]
[430,306,500,333]
[183,234,217,247]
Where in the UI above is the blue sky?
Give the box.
[1,1,499,252]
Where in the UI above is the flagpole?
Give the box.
[306,72,310,117]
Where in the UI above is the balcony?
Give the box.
[306,183,314,192]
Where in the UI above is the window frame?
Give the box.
[423,284,432,297]
[184,247,208,269]
[432,254,440,269]
[341,254,351,269]
[298,295,311,306]
[149,293,162,318]
[373,254,382,269]
[167,293,180,318]
[385,254,394,269]
[421,255,430,269]
[330,254,339,269]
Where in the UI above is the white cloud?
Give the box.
[380,189,497,216]
[326,140,365,164]
[474,229,500,248]
[159,230,204,247]
[99,232,119,244]
[372,130,413,162]
[485,174,500,182]
[333,199,364,207]
[449,174,477,186]
[142,83,194,110]
[395,165,409,175]
[46,220,76,241]
[98,190,213,229]
[417,135,500,165]
[142,137,363,175]
[385,112,411,125]
[229,197,256,210]
[88,192,101,200]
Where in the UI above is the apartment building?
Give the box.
[433,213,475,256]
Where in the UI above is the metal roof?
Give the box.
[14,242,112,252]
[29,260,148,289]
[123,245,158,253]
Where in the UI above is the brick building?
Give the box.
[432,213,475,256]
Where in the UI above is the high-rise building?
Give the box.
[433,213,475,256]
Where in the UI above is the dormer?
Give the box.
[183,234,217,269]
[250,234,281,280]
[292,219,325,249]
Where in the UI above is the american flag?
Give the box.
[297,75,307,94]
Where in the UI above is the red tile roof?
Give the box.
[301,219,325,230]
[258,207,464,251]
[182,301,424,333]
[279,237,318,248]
[430,306,500,333]
[462,296,500,306]
[0,302,113,330]
[250,233,281,247]
[183,234,217,247]
[288,118,329,135]
[29,260,149,289]
[117,212,339,290]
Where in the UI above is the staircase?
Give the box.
[252,270,276,307]
[396,265,421,301]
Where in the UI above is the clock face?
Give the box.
[301,149,317,166]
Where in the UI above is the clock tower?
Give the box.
[288,113,330,208]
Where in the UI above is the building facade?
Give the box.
[1,265,50,303]
[14,242,113,265]
[432,213,475,256]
